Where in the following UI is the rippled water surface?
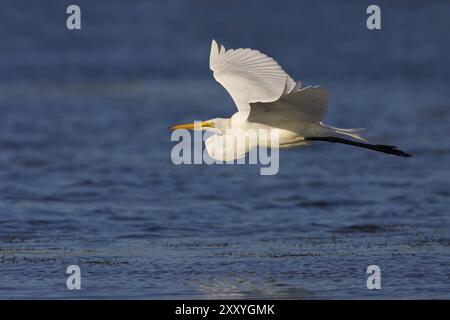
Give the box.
[0,0,449,299]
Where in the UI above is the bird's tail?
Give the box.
[319,122,367,142]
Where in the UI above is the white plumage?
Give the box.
[210,39,298,111]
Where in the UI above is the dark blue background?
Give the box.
[0,0,449,298]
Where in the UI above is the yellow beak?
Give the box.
[169,121,213,130]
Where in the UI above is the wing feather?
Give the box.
[248,86,329,129]
[210,39,298,112]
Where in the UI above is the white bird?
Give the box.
[170,39,411,160]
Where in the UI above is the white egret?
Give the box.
[170,40,411,160]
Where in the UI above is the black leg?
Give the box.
[304,136,412,157]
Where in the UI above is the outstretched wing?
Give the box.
[248,86,329,130]
[210,39,298,112]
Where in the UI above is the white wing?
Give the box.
[248,86,329,130]
[210,39,298,112]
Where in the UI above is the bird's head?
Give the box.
[169,118,230,133]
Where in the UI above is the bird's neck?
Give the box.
[230,111,250,129]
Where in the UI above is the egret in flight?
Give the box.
[170,40,411,161]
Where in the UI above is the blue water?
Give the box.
[0,0,450,299]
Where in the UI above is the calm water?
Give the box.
[0,0,449,299]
